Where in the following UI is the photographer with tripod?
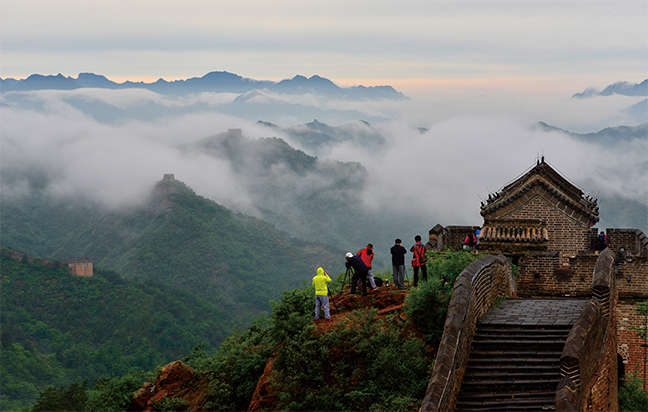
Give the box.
[345,252,369,296]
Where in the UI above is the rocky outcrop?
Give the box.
[247,355,279,412]
[131,361,209,412]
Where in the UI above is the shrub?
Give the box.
[32,381,88,412]
[404,250,482,343]
[84,370,148,412]
[151,395,190,412]
[272,308,430,411]
[619,371,648,412]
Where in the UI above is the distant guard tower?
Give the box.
[67,257,93,277]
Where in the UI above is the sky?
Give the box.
[1,0,647,98]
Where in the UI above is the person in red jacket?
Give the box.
[410,235,427,287]
[357,243,378,291]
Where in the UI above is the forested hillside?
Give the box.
[2,177,344,323]
[0,248,231,410]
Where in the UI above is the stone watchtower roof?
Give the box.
[480,159,599,226]
[479,159,599,246]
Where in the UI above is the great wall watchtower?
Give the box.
[423,159,648,410]
[67,257,93,277]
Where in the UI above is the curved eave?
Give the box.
[480,178,599,226]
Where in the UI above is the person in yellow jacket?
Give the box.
[312,267,332,323]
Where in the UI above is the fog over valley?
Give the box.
[2,75,646,264]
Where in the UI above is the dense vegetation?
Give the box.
[0,249,232,411]
[619,371,648,412]
[404,250,484,344]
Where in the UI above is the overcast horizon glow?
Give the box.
[2,1,647,99]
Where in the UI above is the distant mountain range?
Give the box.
[0,71,406,101]
[257,118,387,154]
[533,121,648,144]
[572,79,648,98]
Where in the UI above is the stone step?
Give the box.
[468,357,561,366]
[475,325,572,336]
[460,378,561,393]
[455,401,554,412]
[476,324,573,332]
[472,339,566,351]
[474,331,570,340]
[465,364,558,374]
[454,299,586,411]
[464,371,561,381]
[469,350,563,359]
[455,396,555,412]
[455,390,557,402]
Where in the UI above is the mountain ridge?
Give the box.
[572,79,648,98]
[0,71,406,101]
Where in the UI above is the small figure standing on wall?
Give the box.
[464,232,477,252]
[596,231,607,252]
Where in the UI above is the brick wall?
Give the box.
[505,193,590,263]
[617,301,648,386]
[616,257,648,298]
[516,252,602,297]
[420,255,515,412]
[607,229,648,256]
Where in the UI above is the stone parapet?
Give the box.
[555,248,618,412]
[419,254,515,412]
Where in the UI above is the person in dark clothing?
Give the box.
[596,231,607,251]
[410,235,428,287]
[345,252,369,295]
[390,238,407,289]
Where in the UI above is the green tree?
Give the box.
[631,299,648,340]
[84,371,147,412]
[619,371,648,412]
[32,381,88,412]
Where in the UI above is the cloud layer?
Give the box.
[2,88,646,244]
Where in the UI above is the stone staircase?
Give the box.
[453,299,588,412]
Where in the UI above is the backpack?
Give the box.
[414,244,427,264]
[598,233,606,244]
[466,234,476,247]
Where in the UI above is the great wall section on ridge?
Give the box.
[419,159,647,411]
